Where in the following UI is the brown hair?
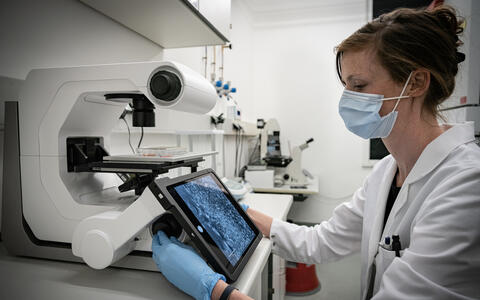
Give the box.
[335,5,464,119]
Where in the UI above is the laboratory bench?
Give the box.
[0,193,292,300]
[251,176,319,202]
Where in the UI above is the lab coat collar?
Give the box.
[387,123,475,225]
[374,123,474,250]
[403,122,476,186]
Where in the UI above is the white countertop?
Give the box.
[0,193,292,300]
[252,177,319,195]
[241,193,293,221]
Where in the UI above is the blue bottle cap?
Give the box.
[231,87,237,93]
[215,80,222,87]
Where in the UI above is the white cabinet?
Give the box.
[196,0,231,41]
[79,0,231,48]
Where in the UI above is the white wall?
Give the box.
[249,5,372,214]
[223,0,255,122]
[0,0,163,81]
[163,0,256,122]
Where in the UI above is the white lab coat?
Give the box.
[270,123,480,299]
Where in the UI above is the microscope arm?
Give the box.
[283,138,314,186]
[298,138,314,151]
[72,188,164,269]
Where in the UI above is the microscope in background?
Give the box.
[244,118,314,190]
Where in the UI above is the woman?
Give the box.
[152,5,480,300]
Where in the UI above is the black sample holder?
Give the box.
[67,136,203,195]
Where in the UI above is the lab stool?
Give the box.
[285,262,321,296]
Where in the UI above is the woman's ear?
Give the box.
[408,69,430,97]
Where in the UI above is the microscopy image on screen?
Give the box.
[174,174,255,265]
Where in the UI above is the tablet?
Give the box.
[149,169,262,282]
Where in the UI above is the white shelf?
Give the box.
[175,129,225,135]
[112,113,259,137]
[79,0,229,48]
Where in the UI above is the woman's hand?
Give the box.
[152,231,225,300]
[240,203,274,237]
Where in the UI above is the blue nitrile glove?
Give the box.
[152,231,225,300]
[240,203,249,211]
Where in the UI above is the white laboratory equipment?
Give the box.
[2,61,217,270]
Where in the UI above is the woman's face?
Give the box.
[340,48,410,117]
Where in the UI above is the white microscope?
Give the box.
[245,118,314,189]
[2,61,217,270]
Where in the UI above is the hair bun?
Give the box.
[431,6,464,47]
[431,6,459,31]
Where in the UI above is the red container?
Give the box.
[285,262,321,296]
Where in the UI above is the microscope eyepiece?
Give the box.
[105,93,155,127]
[132,96,155,127]
[150,70,182,102]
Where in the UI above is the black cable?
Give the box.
[137,126,144,150]
[235,126,243,177]
[248,136,261,165]
[238,128,244,176]
[233,125,245,177]
[122,117,135,154]
[238,130,241,176]
[234,129,239,177]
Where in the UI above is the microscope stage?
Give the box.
[104,151,217,163]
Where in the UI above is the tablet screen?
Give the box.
[172,173,256,266]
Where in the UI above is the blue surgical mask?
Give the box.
[338,72,412,139]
